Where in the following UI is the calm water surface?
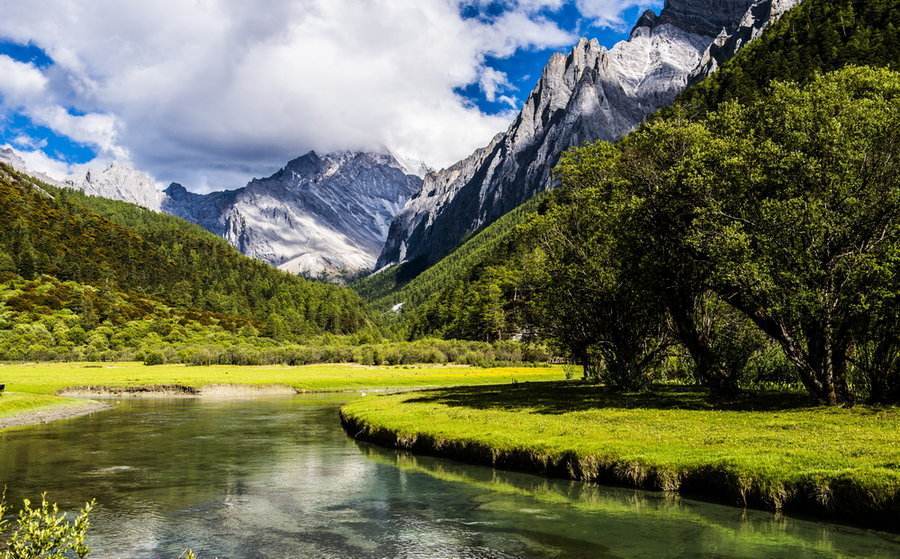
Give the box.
[1,396,898,558]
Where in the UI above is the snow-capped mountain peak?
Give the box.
[165,150,423,280]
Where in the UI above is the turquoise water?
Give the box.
[1,396,898,558]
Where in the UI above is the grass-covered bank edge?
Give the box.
[0,393,109,431]
[340,391,900,532]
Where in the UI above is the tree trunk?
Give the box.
[579,350,599,383]
[668,297,736,397]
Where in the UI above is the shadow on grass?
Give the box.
[404,382,818,414]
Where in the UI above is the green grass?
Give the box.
[341,382,900,530]
[0,361,564,395]
[0,392,79,419]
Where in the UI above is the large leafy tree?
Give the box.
[689,67,900,404]
[531,143,671,389]
[613,117,765,396]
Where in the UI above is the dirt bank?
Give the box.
[59,384,300,399]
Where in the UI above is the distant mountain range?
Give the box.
[163,151,423,279]
[21,151,424,279]
[2,0,798,282]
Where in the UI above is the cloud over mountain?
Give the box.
[0,0,594,188]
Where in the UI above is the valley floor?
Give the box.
[340,382,900,532]
[0,361,563,430]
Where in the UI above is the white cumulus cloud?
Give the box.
[0,54,126,160]
[0,0,657,190]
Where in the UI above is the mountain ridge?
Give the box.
[169,150,423,279]
[376,0,793,273]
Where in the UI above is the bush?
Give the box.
[143,350,166,366]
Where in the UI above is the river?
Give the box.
[1,396,897,558]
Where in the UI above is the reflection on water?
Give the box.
[0,397,897,558]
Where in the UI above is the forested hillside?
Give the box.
[353,196,543,311]
[0,165,368,338]
[674,0,900,116]
[379,0,900,330]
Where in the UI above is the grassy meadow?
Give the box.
[0,361,564,425]
[341,382,900,529]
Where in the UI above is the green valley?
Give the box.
[1,0,899,556]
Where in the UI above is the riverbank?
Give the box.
[0,361,563,430]
[0,392,110,431]
[340,382,900,532]
[0,362,562,395]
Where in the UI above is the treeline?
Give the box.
[149,338,550,368]
[0,168,368,337]
[409,67,899,404]
[0,275,548,366]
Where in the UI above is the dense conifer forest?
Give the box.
[0,166,369,338]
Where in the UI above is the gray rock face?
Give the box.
[377,0,794,272]
[690,0,801,82]
[658,0,761,36]
[67,162,166,210]
[165,151,422,279]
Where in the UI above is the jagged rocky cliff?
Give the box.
[690,0,800,81]
[164,151,422,279]
[377,0,796,271]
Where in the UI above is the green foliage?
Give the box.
[355,196,544,313]
[0,495,195,559]
[537,67,898,403]
[529,146,671,389]
[0,275,548,366]
[684,67,899,404]
[0,494,93,559]
[0,166,368,337]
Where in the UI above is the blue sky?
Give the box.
[0,1,661,188]
[457,2,655,113]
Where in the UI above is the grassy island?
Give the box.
[341,382,900,531]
